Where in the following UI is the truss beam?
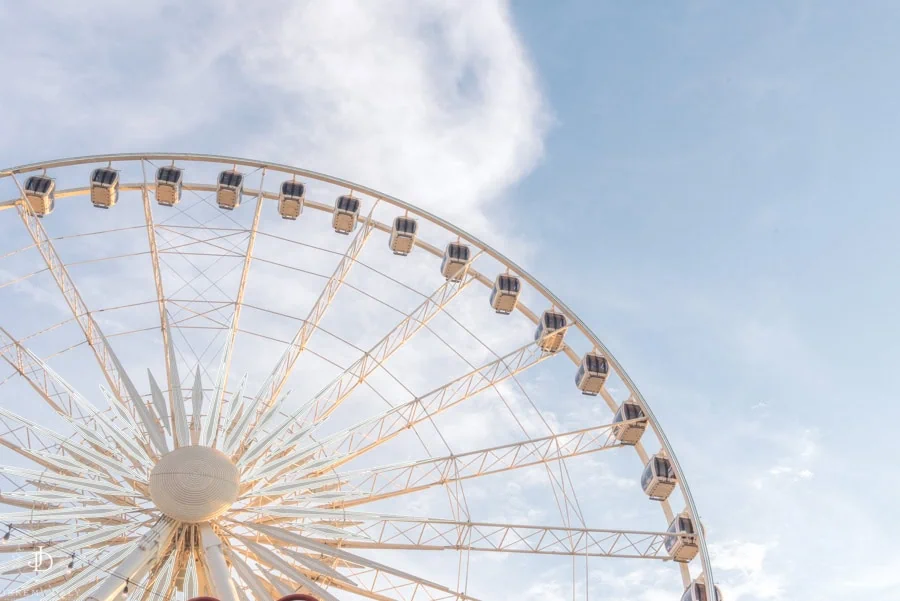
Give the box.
[249,337,559,482]
[11,175,164,456]
[141,161,175,436]
[236,202,380,457]
[337,519,674,560]
[312,419,638,508]
[210,171,266,447]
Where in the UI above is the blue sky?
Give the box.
[510,2,899,598]
[0,1,895,600]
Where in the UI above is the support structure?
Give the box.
[243,268,480,469]
[238,522,479,601]
[333,519,675,560]
[141,160,175,433]
[235,200,380,457]
[249,337,561,482]
[318,419,637,508]
[199,524,240,601]
[11,176,156,442]
[210,170,267,447]
[84,519,176,601]
[0,329,152,472]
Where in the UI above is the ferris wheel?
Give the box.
[0,154,720,601]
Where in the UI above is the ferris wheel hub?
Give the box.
[149,445,240,523]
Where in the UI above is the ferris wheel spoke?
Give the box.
[0,494,61,512]
[0,441,112,483]
[0,541,126,601]
[278,545,355,586]
[0,407,145,485]
[191,367,204,444]
[202,337,237,449]
[10,174,164,453]
[248,337,559,483]
[335,564,479,601]
[272,571,393,601]
[0,333,152,472]
[164,311,191,449]
[140,160,176,444]
[231,534,340,601]
[183,549,199,600]
[147,370,172,437]
[0,524,129,555]
[228,547,279,601]
[0,416,76,474]
[234,580,255,601]
[235,201,381,459]
[311,418,637,509]
[250,266,482,468]
[143,548,178,601]
[0,501,136,521]
[218,374,249,446]
[237,522,479,601]
[0,523,132,576]
[208,171,267,449]
[333,518,672,560]
[82,518,176,601]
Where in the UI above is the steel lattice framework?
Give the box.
[0,154,717,601]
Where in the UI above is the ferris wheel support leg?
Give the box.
[200,524,240,601]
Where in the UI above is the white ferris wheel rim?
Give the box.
[0,153,716,600]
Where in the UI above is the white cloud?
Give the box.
[0,0,548,249]
[751,428,818,489]
[840,555,900,591]
[711,540,784,600]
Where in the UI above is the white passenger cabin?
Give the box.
[216,170,243,210]
[390,216,418,255]
[278,180,305,220]
[333,195,360,234]
[575,352,609,395]
[155,166,183,207]
[641,454,677,501]
[23,175,55,217]
[680,581,722,601]
[535,310,567,352]
[612,400,647,444]
[490,274,521,314]
[441,243,471,281]
[90,168,119,208]
[665,513,699,562]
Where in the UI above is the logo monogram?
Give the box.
[28,546,53,572]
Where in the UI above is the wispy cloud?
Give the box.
[0,0,548,246]
[711,540,783,600]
